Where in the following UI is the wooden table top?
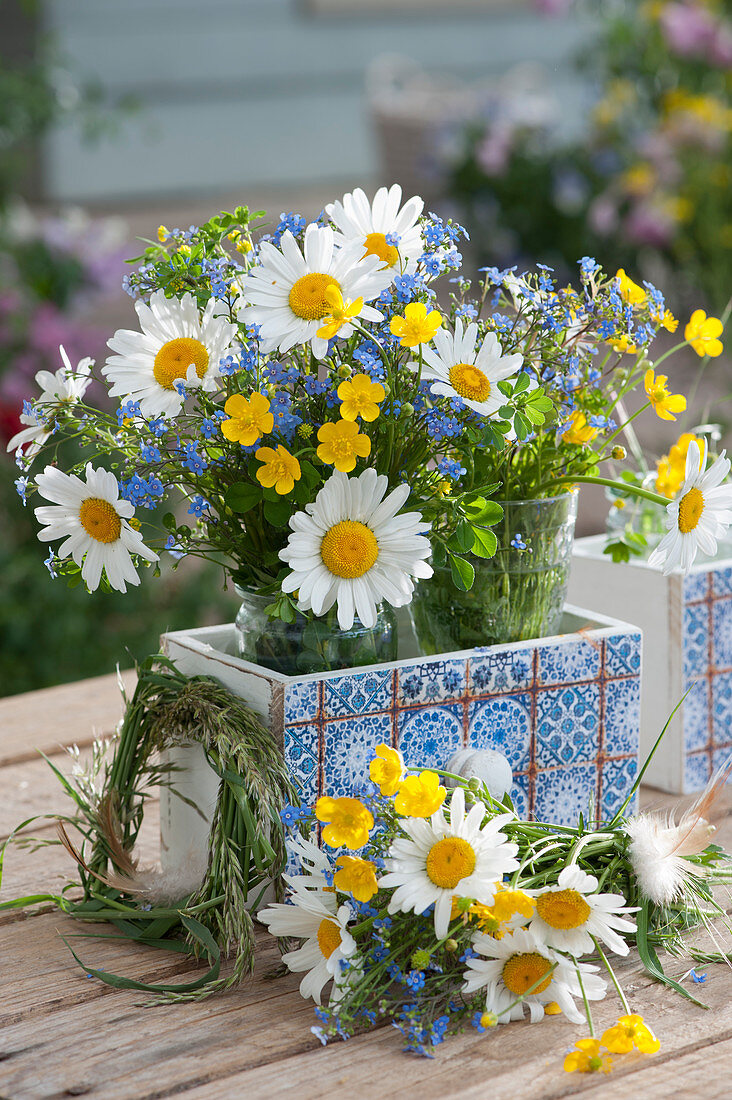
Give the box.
[1,674,731,1100]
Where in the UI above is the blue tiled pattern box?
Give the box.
[683,566,732,789]
[281,630,640,828]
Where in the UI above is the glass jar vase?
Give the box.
[411,492,578,654]
[234,586,397,676]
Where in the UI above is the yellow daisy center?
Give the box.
[678,487,705,533]
[448,363,492,403]
[153,337,209,390]
[79,497,122,544]
[502,952,553,996]
[289,273,341,320]
[316,918,342,960]
[536,888,591,930]
[320,520,378,579]
[363,232,399,268]
[425,837,476,890]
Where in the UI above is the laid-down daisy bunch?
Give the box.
[260,741,732,1068]
[9,187,730,659]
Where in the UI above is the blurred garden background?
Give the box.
[2,0,730,695]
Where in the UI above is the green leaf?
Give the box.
[431,540,447,568]
[225,483,261,514]
[264,498,291,528]
[450,554,475,591]
[470,526,498,559]
[447,519,474,553]
[465,499,503,526]
[513,372,530,394]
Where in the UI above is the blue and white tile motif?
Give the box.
[281,625,641,827]
[681,567,732,789]
[535,683,599,767]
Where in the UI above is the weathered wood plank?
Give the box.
[0,797,161,914]
[0,671,136,767]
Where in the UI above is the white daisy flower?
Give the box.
[239,224,390,360]
[378,787,519,940]
[284,831,333,897]
[325,184,424,276]
[648,438,732,574]
[7,346,93,459]
[258,890,356,1004]
[463,927,607,1025]
[417,319,524,416]
[279,468,433,630]
[34,463,157,593]
[527,865,636,957]
[104,290,238,418]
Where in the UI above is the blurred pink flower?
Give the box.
[659,2,730,65]
[624,203,674,248]
[476,126,514,176]
[588,194,618,237]
[533,0,573,14]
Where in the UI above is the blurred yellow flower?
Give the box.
[394,770,446,817]
[609,334,638,355]
[255,445,301,495]
[316,419,371,472]
[685,310,724,358]
[644,369,686,421]
[655,433,701,498]
[564,1038,613,1074]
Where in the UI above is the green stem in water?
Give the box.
[535,474,668,508]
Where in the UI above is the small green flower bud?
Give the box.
[411,948,431,970]
[337,365,351,379]
[467,777,482,793]
[611,446,626,460]
[445,938,458,953]
[401,401,414,418]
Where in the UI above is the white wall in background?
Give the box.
[43,0,593,202]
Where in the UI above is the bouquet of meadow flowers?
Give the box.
[261,742,732,1071]
[8,184,730,667]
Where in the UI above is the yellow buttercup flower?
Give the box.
[316,419,371,473]
[394,770,446,817]
[315,795,374,849]
[333,855,379,902]
[221,392,274,446]
[615,268,647,307]
[157,224,168,243]
[564,1038,613,1074]
[491,884,536,922]
[389,302,443,348]
[369,744,405,796]
[338,373,385,422]
[653,308,678,333]
[685,310,724,358]
[644,369,686,421]
[601,1014,660,1054]
[609,334,638,355]
[544,1001,562,1016]
[562,410,599,445]
[316,286,364,341]
[255,445,301,495]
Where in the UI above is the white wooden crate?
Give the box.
[569,535,732,793]
[158,604,642,875]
